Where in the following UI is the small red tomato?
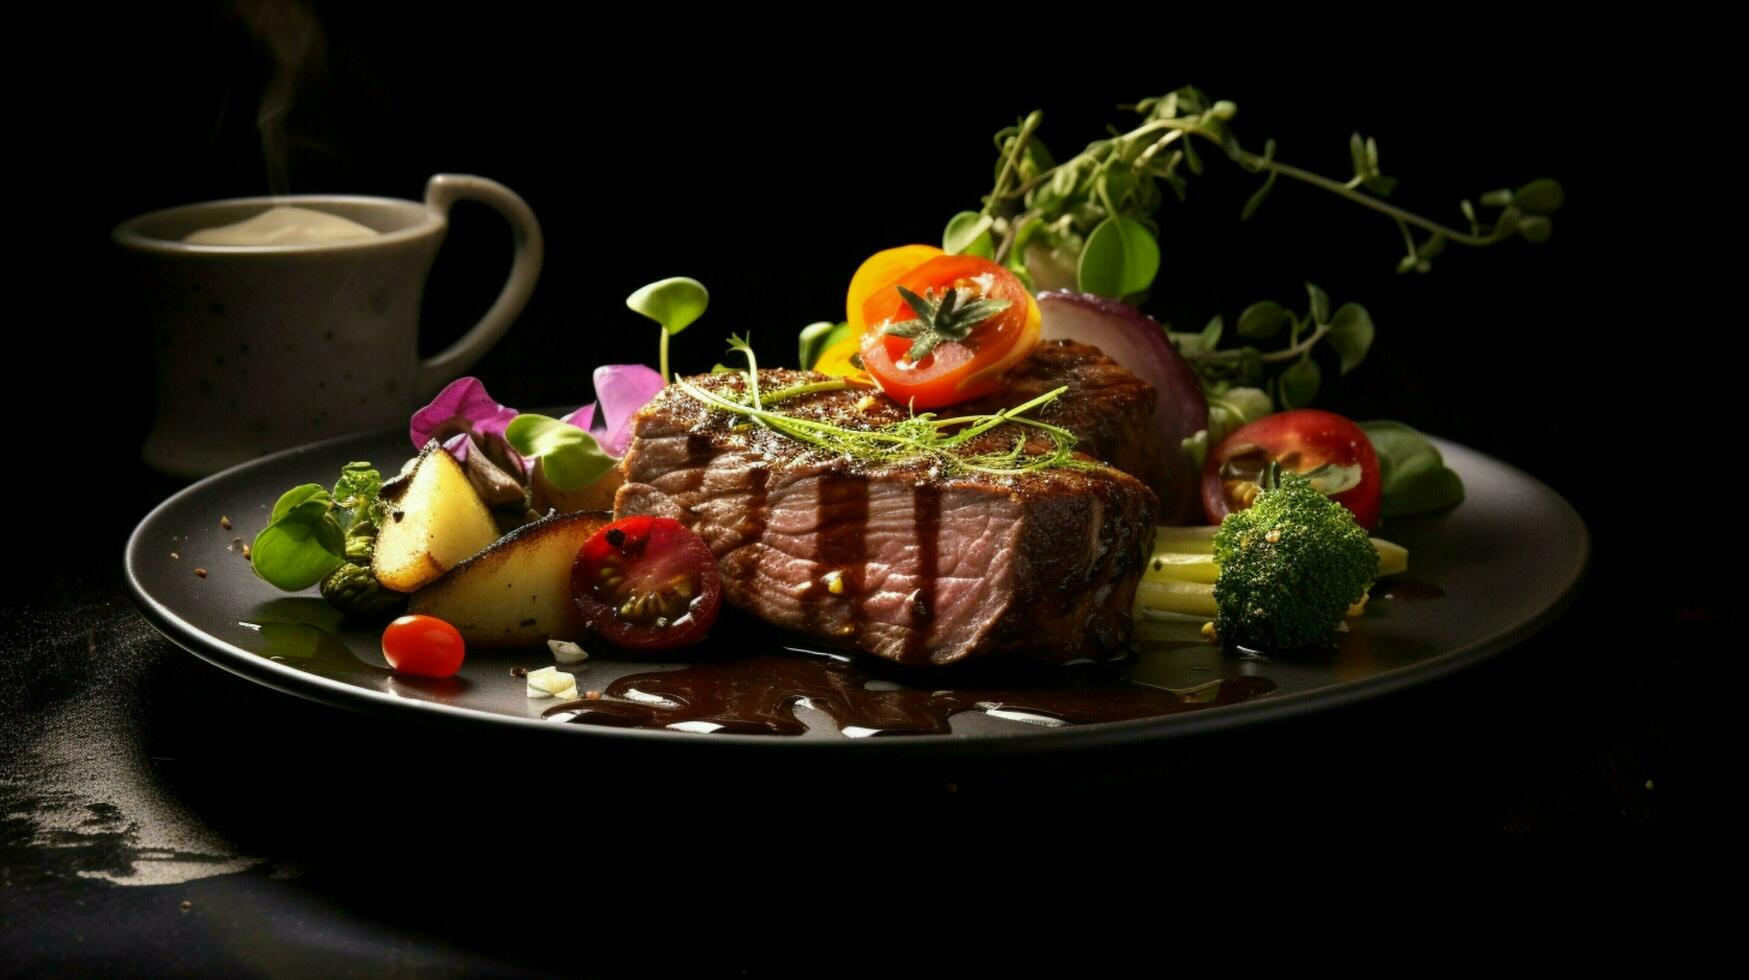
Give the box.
[380,614,466,678]
[571,515,722,651]
[1202,409,1382,530]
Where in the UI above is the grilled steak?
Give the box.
[614,364,1157,666]
[961,339,1172,505]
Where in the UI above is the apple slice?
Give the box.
[372,442,502,593]
[407,509,611,647]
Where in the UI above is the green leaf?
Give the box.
[943,211,995,258]
[1492,206,1521,238]
[251,499,346,591]
[1514,178,1564,215]
[1480,188,1514,208]
[1278,357,1321,408]
[1326,303,1375,375]
[1199,315,1223,351]
[1182,135,1203,176]
[1349,132,1368,180]
[1098,170,1138,211]
[271,484,330,523]
[797,320,850,370]
[626,277,709,336]
[1304,282,1330,323]
[1240,169,1278,221]
[1216,387,1272,426]
[505,414,615,492]
[1180,429,1209,472]
[1077,215,1161,298]
[1206,386,1271,445]
[1171,316,1224,357]
[1518,215,1553,243]
[1237,300,1289,339]
[1360,420,1465,515]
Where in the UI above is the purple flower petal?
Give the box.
[559,404,597,434]
[592,364,666,457]
[411,376,528,474]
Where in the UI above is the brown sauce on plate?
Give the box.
[542,648,1275,737]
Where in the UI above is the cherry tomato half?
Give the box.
[1202,409,1382,530]
[381,614,467,678]
[855,254,1040,409]
[571,516,722,651]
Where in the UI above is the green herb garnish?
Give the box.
[505,414,615,492]
[880,284,1011,361]
[1169,282,1374,414]
[676,337,1089,477]
[965,88,1560,296]
[1360,420,1465,516]
[626,277,709,383]
[251,462,386,591]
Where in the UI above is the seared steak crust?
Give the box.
[961,339,1171,502]
[614,368,1157,666]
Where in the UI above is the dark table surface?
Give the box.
[2,455,1727,974]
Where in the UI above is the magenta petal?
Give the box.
[442,433,471,461]
[560,403,597,433]
[412,377,518,447]
[411,376,528,474]
[593,364,666,456]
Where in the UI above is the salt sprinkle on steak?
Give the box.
[613,356,1158,667]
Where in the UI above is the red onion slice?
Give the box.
[1036,291,1209,521]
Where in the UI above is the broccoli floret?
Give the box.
[320,561,405,620]
[1212,472,1378,650]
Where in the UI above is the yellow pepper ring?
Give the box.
[844,244,944,336]
[813,243,945,381]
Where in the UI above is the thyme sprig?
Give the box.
[952,86,1561,297]
[674,337,1092,477]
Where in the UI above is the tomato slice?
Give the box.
[1201,409,1382,530]
[571,516,722,651]
[381,614,467,678]
[856,254,1038,409]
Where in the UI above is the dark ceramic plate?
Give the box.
[125,428,1586,759]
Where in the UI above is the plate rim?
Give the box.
[125,428,1590,760]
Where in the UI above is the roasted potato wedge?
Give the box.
[407,509,611,647]
[372,442,501,593]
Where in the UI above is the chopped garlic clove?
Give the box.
[526,666,577,698]
[547,639,589,664]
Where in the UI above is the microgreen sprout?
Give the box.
[505,414,615,492]
[626,277,709,383]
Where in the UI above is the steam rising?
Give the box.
[236,0,327,196]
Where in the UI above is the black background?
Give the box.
[8,3,1729,971]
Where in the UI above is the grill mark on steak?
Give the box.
[907,484,940,664]
[809,474,869,643]
[744,465,769,545]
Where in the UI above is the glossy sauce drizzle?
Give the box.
[542,650,1275,737]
